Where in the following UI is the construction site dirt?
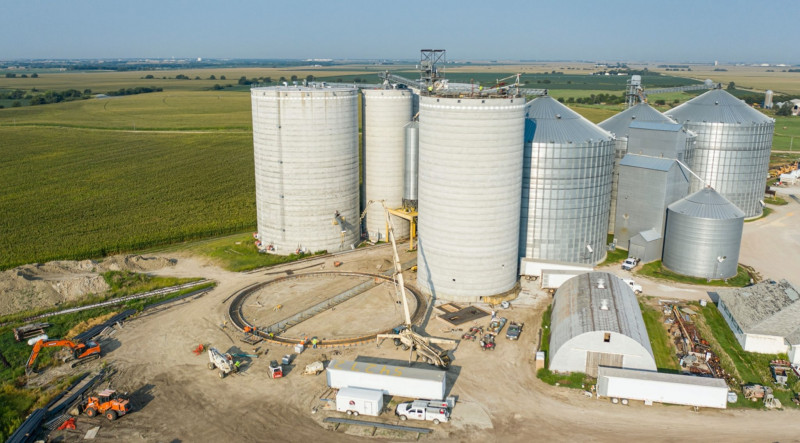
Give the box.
[32,241,798,442]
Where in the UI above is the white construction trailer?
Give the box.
[597,367,729,409]
[335,387,384,417]
[326,359,447,400]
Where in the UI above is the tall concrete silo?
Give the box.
[251,86,360,254]
[521,96,615,265]
[417,95,526,302]
[598,103,676,234]
[362,89,413,241]
[665,89,774,218]
[662,187,745,279]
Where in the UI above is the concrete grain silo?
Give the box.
[251,86,360,254]
[520,97,615,265]
[666,89,774,218]
[662,187,745,279]
[417,95,526,302]
[598,103,676,234]
[362,89,413,241]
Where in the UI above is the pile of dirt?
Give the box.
[0,254,176,317]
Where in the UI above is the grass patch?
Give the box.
[764,195,788,206]
[182,233,320,272]
[637,261,751,287]
[744,207,774,223]
[601,247,628,266]
[102,270,196,297]
[537,368,594,389]
[639,301,680,372]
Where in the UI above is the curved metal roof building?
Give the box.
[549,272,656,376]
[663,187,745,279]
[521,97,614,265]
[666,89,774,218]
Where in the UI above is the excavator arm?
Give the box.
[26,339,100,375]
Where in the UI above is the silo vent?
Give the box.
[555,114,561,119]
[600,299,609,310]
[597,279,606,289]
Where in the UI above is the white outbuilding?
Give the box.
[597,367,729,409]
[716,280,800,364]
[549,272,656,376]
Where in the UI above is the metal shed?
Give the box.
[598,104,676,234]
[597,367,729,409]
[549,272,656,376]
[662,187,744,279]
[628,228,662,263]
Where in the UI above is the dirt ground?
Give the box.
[37,240,800,442]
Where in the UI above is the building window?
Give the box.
[604,333,611,343]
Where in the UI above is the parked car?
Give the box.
[506,322,523,340]
[622,257,639,271]
[622,278,643,295]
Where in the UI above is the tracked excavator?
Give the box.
[26,338,101,375]
[360,200,455,369]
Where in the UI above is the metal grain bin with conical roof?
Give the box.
[521,97,615,265]
[662,187,745,279]
[665,89,774,218]
[251,86,360,254]
[417,95,526,302]
[599,103,676,234]
[362,89,413,242]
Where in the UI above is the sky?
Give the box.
[1,0,798,63]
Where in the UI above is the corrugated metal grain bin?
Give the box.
[326,359,446,400]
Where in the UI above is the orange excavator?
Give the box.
[25,338,101,375]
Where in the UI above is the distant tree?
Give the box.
[20,74,27,78]
[11,101,21,107]
[212,84,223,90]
[84,89,92,95]
[557,97,565,103]
[353,77,361,83]
[566,80,571,84]
[31,73,38,78]
[194,76,201,80]
[727,81,736,90]
[279,76,287,83]
[566,97,575,103]
[306,75,314,82]
[262,77,272,83]
[144,74,154,79]
[208,74,216,80]
[775,103,792,116]
[238,76,248,85]
[290,75,298,81]
[175,74,189,80]
[220,75,226,80]
[5,73,16,78]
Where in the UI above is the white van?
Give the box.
[335,387,384,417]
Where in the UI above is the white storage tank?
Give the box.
[362,89,413,241]
[417,95,526,302]
[251,86,360,254]
[662,187,745,279]
[598,103,677,234]
[521,97,615,265]
[666,89,774,218]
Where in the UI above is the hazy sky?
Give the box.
[1,0,797,63]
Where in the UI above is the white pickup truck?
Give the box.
[622,278,643,295]
[395,400,450,424]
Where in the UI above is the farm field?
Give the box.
[0,126,254,269]
[0,65,796,269]
[654,64,800,95]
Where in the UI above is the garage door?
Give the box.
[585,352,623,377]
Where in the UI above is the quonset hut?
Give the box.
[549,272,656,377]
[520,97,615,265]
[662,187,745,279]
[666,89,774,218]
[598,103,676,234]
[416,95,526,302]
[251,86,360,254]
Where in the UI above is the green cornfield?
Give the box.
[0,126,255,269]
